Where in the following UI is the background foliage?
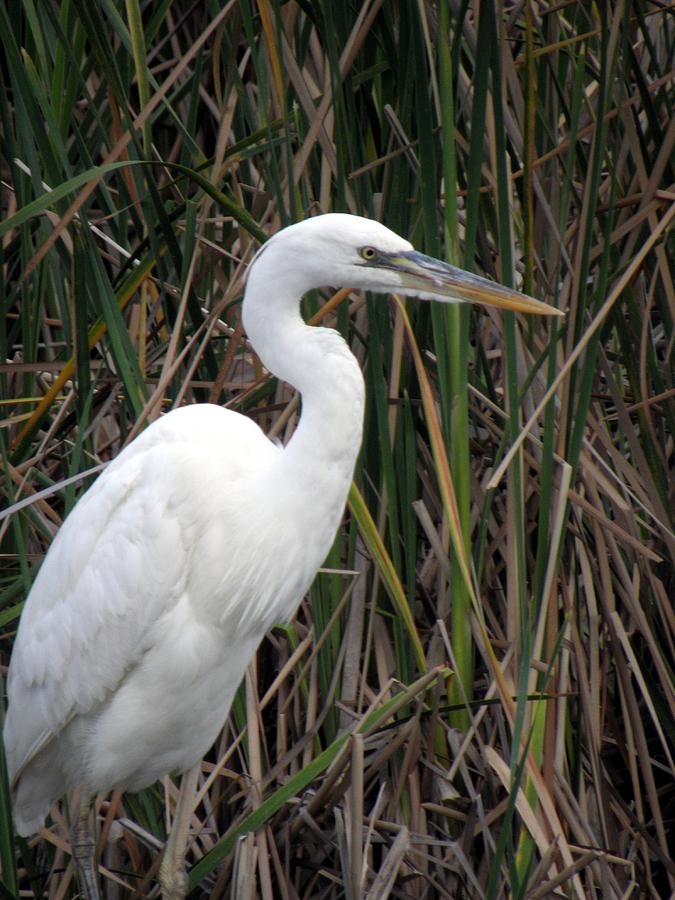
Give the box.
[1,1,673,898]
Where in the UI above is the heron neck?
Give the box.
[243,293,365,512]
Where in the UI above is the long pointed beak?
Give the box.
[382,250,562,316]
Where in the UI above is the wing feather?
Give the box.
[4,405,278,785]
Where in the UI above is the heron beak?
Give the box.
[382,250,562,316]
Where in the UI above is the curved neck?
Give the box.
[243,273,365,496]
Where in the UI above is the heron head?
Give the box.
[246,213,562,318]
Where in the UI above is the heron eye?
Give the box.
[360,246,377,261]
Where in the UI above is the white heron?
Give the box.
[4,213,559,898]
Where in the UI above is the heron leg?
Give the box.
[70,792,101,900]
[159,762,200,900]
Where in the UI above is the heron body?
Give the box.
[4,213,558,895]
[6,399,358,831]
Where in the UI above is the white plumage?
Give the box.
[4,214,557,896]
